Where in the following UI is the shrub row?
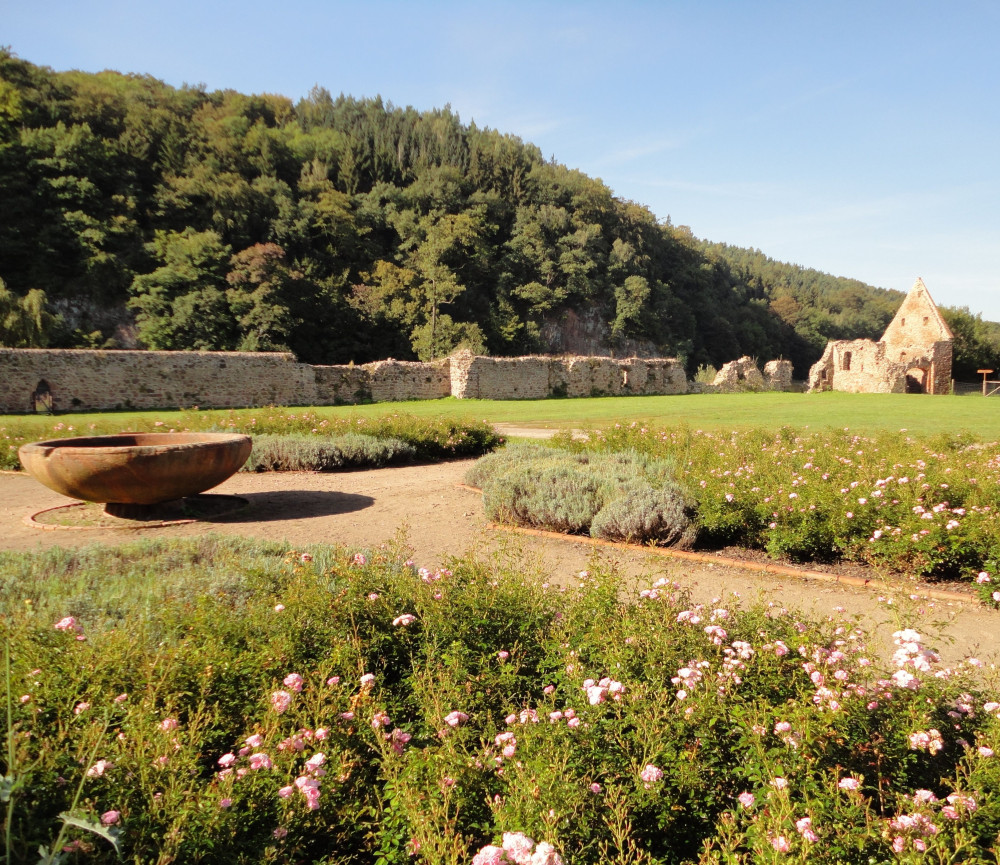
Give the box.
[475,425,1000,597]
[468,445,695,546]
[3,537,999,863]
[0,410,501,470]
[241,433,417,471]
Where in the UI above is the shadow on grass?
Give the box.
[212,490,375,523]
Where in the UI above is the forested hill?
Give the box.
[2,49,997,378]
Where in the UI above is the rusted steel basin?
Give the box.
[18,433,252,508]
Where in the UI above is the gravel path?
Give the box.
[2,461,997,664]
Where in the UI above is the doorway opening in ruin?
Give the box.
[905,367,928,394]
[32,379,54,414]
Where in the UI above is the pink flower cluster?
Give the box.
[471,832,563,865]
[908,729,945,755]
[640,764,663,788]
[54,615,86,641]
[218,730,330,811]
[583,676,624,705]
[892,629,940,673]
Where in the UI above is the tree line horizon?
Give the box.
[1,47,998,379]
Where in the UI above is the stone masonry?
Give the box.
[808,279,953,394]
[448,351,690,399]
[1,348,696,413]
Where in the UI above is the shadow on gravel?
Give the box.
[213,490,375,523]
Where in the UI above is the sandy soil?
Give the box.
[2,457,998,665]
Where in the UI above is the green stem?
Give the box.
[4,639,13,865]
[44,716,110,864]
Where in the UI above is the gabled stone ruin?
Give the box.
[808,279,953,394]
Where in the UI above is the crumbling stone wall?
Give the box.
[450,353,552,400]
[711,356,766,392]
[809,279,953,395]
[0,349,318,413]
[449,352,689,400]
[807,340,908,393]
[0,349,694,413]
[763,359,793,391]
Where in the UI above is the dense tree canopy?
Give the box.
[1,49,996,377]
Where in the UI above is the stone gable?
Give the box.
[881,278,953,349]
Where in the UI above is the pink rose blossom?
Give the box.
[100,810,120,826]
[392,614,417,627]
[219,798,233,809]
[159,717,178,731]
[795,817,818,842]
[471,845,512,865]
[283,673,304,693]
[249,752,272,770]
[305,752,326,771]
[502,832,535,864]
[218,753,236,767]
[86,759,113,777]
[444,710,469,727]
[640,764,663,786]
[245,733,264,748]
[271,690,293,713]
[737,792,755,807]
[771,836,791,853]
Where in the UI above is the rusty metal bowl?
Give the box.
[18,433,252,510]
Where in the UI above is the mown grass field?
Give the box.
[3,391,1000,441]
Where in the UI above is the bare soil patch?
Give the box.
[2,461,998,664]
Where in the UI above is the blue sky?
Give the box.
[7,0,1000,319]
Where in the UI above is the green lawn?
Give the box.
[3,391,1000,440]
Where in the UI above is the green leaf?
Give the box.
[0,773,16,802]
[57,811,122,855]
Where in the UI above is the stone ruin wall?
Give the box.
[704,356,793,393]
[0,348,704,414]
[0,349,319,413]
[448,352,690,399]
[807,339,953,395]
[313,359,452,405]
